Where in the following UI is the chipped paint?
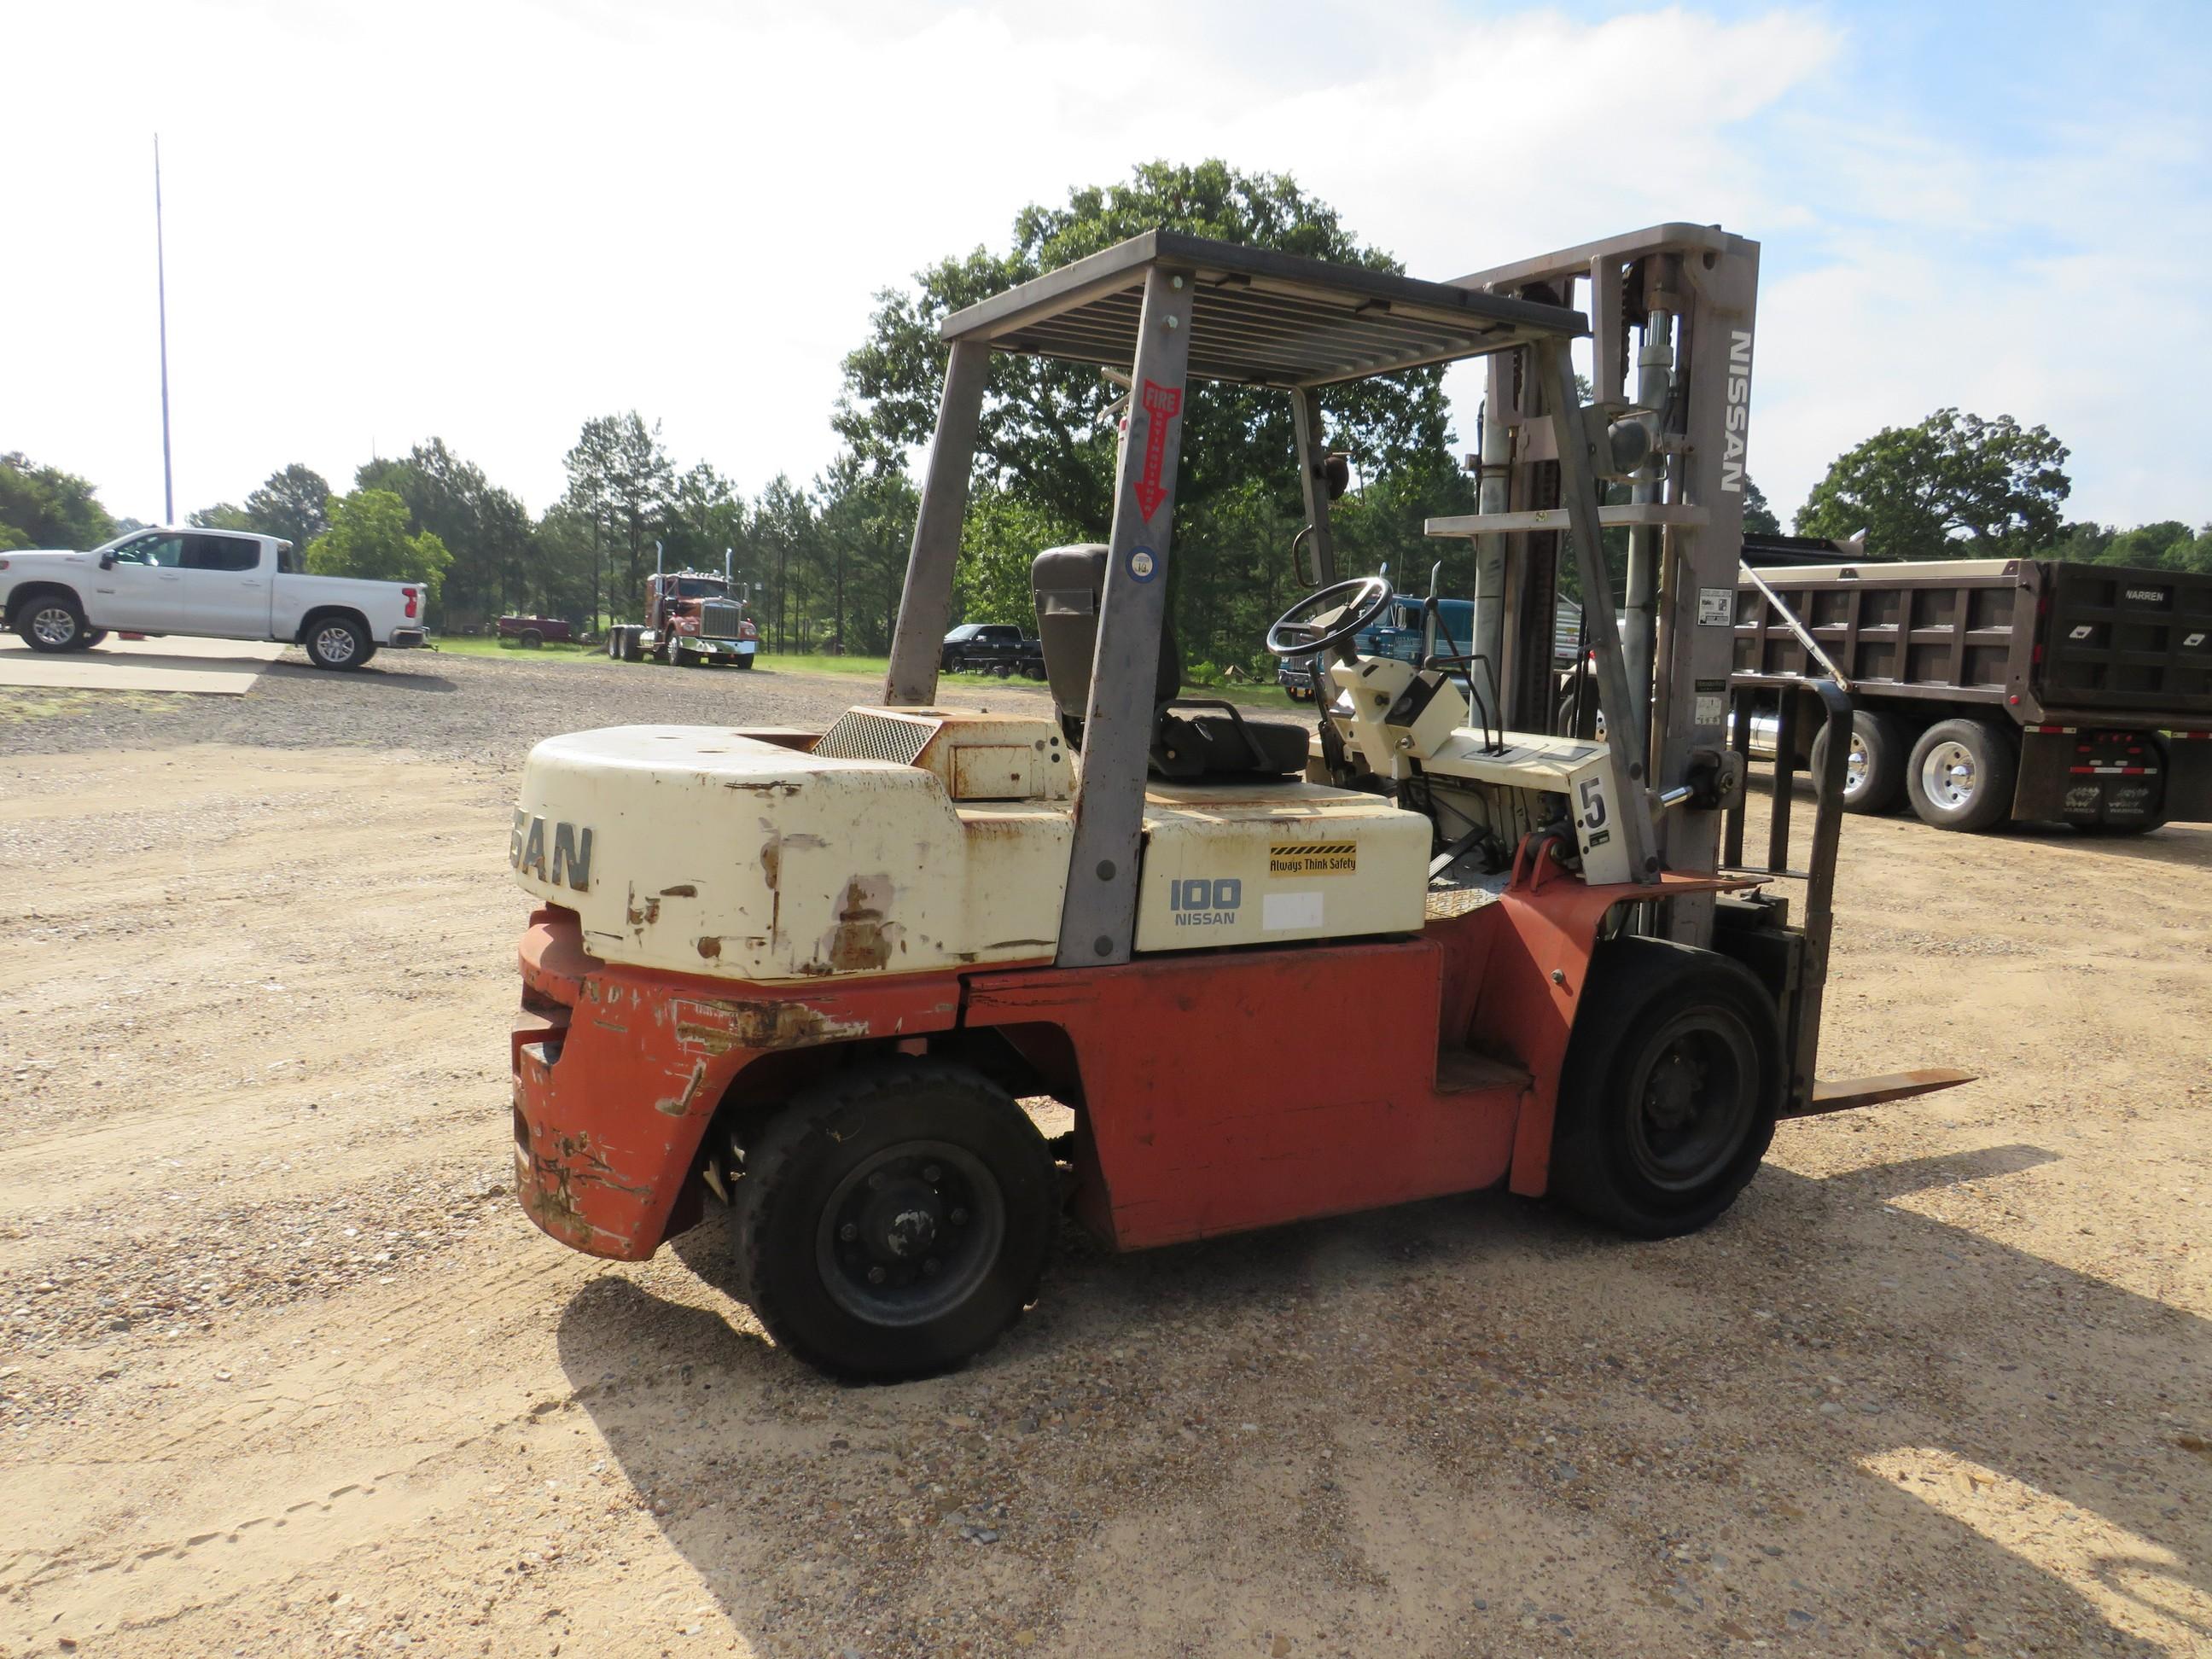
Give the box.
[659,882,698,898]
[823,875,899,972]
[655,1058,709,1117]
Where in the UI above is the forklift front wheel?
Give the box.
[1549,940,1783,1239]
[731,1061,1057,1382]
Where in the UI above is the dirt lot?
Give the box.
[2,649,2208,1658]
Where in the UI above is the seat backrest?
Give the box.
[1031,544,1179,725]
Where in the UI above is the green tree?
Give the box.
[813,452,921,654]
[0,452,118,550]
[358,441,533,622]
[1795,409,2071,558]
[191,463,334,549]
[562,415,674,620]
[836,160,1468,667]
[1742,475,1780,536]
[307,489,453,594]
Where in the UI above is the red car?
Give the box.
[498,615,574,648]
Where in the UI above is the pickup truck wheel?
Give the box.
[1810,709,1908,813]
[304,616,370,671]
[1906,718,2017,831]
[1548,940,1783,1239]
[731,1061,1057,1382]
[80,629,108,649]
[18,597,89,653]
[1022,663,1046,682]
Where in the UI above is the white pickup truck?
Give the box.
[0,527,428,670]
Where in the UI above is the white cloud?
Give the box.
[0,1,2201,536]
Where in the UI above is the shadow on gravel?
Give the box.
[260,661,459,694]
[557,1155,2212,1655]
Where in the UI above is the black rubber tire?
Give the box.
[1548,939,1784,1239]
[731,1061,1056,1382]
[735,654,755,671]
[1810,708,1910,814]
[81,629,108,649]
[1905,717,2017,831]
[520,629,543,649]
[16,593,89,653]
[302,614,370,671]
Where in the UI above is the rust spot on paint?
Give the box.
[725,779,800,797]
[696,936,722,959]
[677,999,868,1051]
[823,875,898,972]
[660,883,697,898]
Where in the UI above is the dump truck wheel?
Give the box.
[1906,718,2017,831]
[731,1061,1057,1382]
[1550,939,1783,1239]
[1811,709,1908,813]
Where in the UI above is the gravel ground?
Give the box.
[1,660,2208,1658]
[0,645,1053,766]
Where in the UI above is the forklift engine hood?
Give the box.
[509,717,1073,982]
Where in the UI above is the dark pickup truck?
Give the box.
[498,614,575,648]
[940,621,1046,679]
[1732,545,2211,833]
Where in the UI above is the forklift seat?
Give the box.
[1031,544,1311,780]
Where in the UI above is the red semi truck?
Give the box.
[603,554,759,669]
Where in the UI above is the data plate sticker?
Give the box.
[1695,693,1726,725]
[1262,891,1324,931]
[1269,840,1357,876]
[1698,588,1734,626]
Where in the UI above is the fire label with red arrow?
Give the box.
[1133,380,1182,521]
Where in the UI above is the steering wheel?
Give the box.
[1265,575,1395,659]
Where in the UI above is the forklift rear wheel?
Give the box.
[731,1061,1057,1382]
[1906,718,2017,832]
[1550,940,1783,1239]
[1811,709,1908,813]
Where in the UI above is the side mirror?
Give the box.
[98,552,117,570]
[1322,453,1352,501]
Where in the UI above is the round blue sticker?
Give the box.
[1129,547,1158,583]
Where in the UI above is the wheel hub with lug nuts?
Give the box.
[1924,741,1976,807]
[816,1140,1001,1327]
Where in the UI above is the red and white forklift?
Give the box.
[507,225,1966,1379]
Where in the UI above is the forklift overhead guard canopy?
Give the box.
[937,230,1589,387]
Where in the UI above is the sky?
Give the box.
[3,0,2206,534]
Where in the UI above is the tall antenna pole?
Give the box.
[154,133,175,524]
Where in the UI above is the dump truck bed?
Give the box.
[1732,557,2212,728]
